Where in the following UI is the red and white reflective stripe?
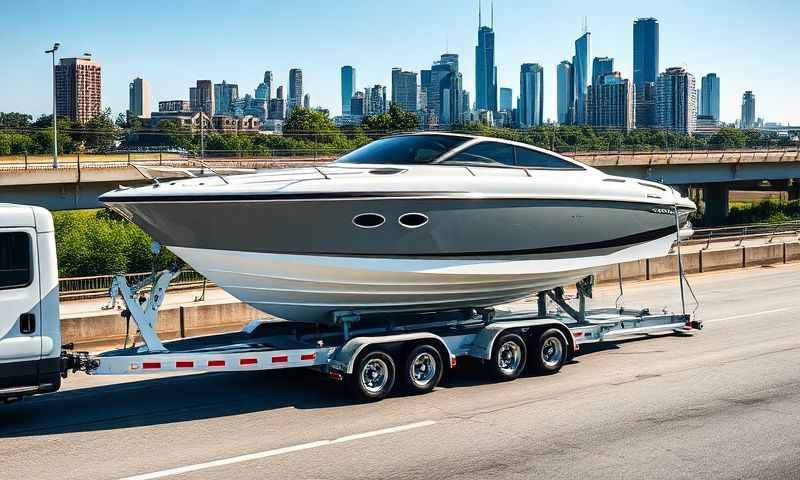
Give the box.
[143,362,161,369]
[208,360,226,367]
[176,361,194,368]
[271,355,289,363]
[301,353,316,361]
[240,358,258,366]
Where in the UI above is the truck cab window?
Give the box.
[0,232,32,289]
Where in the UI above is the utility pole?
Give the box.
[45,42,60,168]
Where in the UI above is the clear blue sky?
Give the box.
[1,0,797,125]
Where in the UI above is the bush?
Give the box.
[53,209,177,277]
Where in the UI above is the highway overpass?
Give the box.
[1,148,798,223]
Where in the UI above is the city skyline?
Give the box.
[1,0,798,125]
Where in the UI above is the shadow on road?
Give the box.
[0,333,687,439]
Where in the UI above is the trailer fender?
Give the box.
[332,332,455,375]
[469,320,576,360]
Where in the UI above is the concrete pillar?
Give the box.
[703,183,730,225]
[788,179,800,202]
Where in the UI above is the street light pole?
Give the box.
[45,42,60,168]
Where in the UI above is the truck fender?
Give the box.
[332,332,455,375]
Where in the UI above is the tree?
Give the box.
[0,112,32,128]
[708,128,746,150]
[283,107,342,143]
[78,108,117,152]
[362,104,418,134]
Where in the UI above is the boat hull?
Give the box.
[169,231,676,324]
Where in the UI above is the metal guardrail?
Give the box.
[59,269,208,298]
[690,221,800,249]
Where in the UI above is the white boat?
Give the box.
[100,133,696,323]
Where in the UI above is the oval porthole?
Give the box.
[353,213,385,229]
[398,213,429,229]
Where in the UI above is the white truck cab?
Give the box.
[0,203,62,401]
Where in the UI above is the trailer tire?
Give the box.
[487,332,527,381]
[347,350,396,401]
[530,328,567,375]
[401,344,443,395]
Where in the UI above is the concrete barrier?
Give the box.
[62,301,262,351]
[786,242,800,262]
[744,243,784,267]
[699,248,744,272]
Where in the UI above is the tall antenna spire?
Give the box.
[478,0,482,28]
[491,0,494,29]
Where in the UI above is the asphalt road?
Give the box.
[2,264,800,480]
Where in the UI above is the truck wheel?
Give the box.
[401,344,443,394]
[348,350,396,401]
[531,328,567,374]
[487,332,527,381]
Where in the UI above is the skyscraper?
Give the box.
[303,93,311,110]
[429,54,465,126]
[288,68,303,115]
[365,85,387,115]
[741,91,756,129]
[55,57,102,124]
[475,0,497,112]
[633,18,659,93]
[268,86,285,120]
[214,81,239,116]
[573,31,591,124]
[499,87,513,111]
[591,57,614,87]
[391,68,418,112]
[341,66,355,115]
[255,71,273,102]
[700,73,720,121]
[128,77,150,118]
[655,67,697,134]
[519,63,544,128]
[350,91,366,117]
[189,80,214,117]
[557,61,574,124]
[587,72,634,132]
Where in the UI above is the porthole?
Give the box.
[353,213,385,229]
[398,212,429,229]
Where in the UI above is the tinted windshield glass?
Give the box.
[515,147,583,170]
[443,141,516,166]
[335,135,468,164]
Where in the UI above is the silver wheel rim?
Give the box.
[360,358,389,394]
[410,352,437,388]
[497,341,522,374]
[541,337,563,368]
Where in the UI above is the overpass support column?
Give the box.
[789,179,800,202]
[703,183,730,225]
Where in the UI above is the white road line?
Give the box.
[704,308,790,324]
[116,420,437,480]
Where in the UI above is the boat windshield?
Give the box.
[335,135,469,164]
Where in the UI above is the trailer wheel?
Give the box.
[401,344,443,394]
[487,332,527,381]
[531,328,567,374]
[348,350,396,401]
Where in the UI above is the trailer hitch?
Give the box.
[60,345,99,376]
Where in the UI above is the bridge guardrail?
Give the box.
[59,269,210,299]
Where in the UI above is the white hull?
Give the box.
[169,232,675,323]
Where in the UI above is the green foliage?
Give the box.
[0,132,34,155]
[283,108,342,143]
[73,108,117,152]
[726,199,800,225]
[362,104,419,135]
[0,112,33,128]
[708,128,746,149]
[53,209,177,277]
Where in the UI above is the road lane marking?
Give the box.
[117,420,437,480]
[704,308,790,324]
